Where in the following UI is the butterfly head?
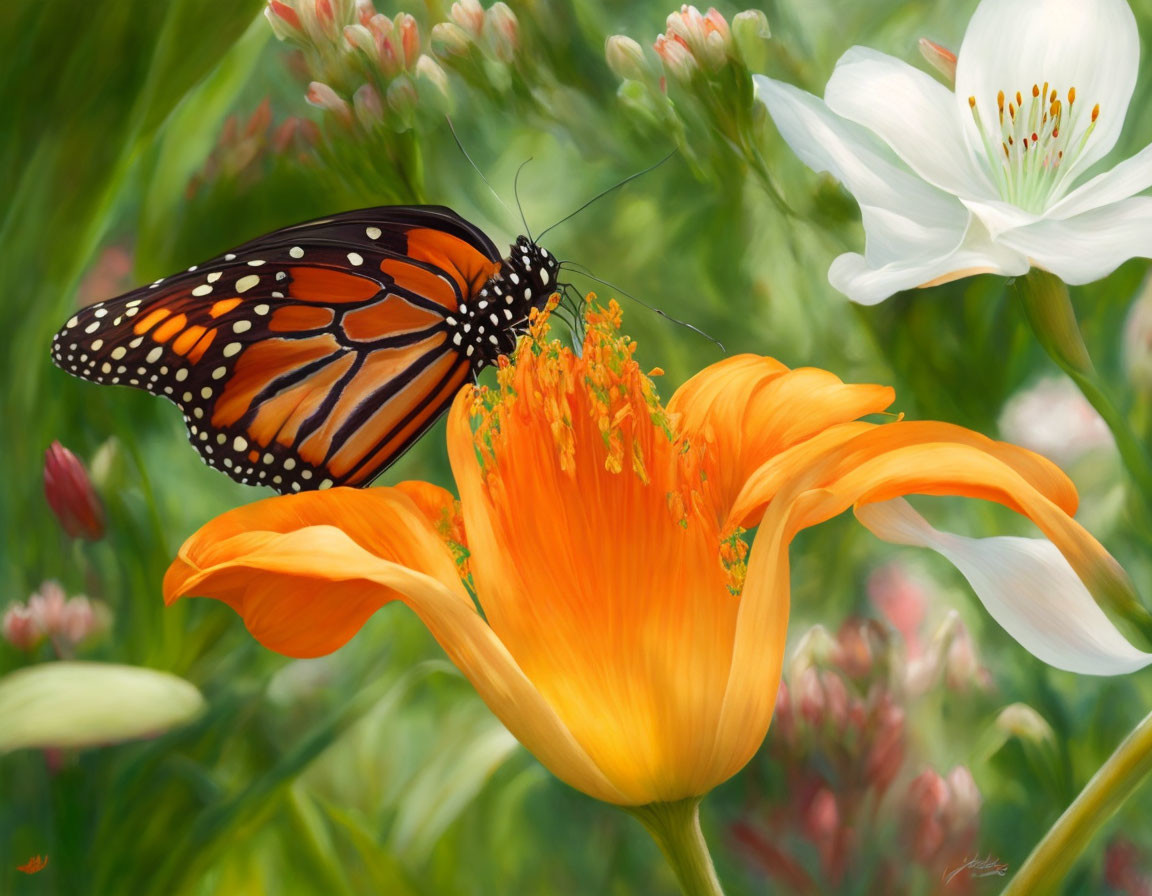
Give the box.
[504,235,561,308]
[458,236,561,365]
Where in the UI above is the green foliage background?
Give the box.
[4,0,1152,893]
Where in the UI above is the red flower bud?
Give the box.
[44,441,105,540]
[3,604,43,650]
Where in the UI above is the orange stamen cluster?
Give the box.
[720,527,750,595]
[470,298,715,524]
[433,496,471,580]
[968,81,1100,210]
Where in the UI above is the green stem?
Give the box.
[1016,270,1152,500]
[1001,707,1152,895]
[627,798,726,896]
[1015,270,1152,642]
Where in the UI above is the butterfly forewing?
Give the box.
[52,207,502,493]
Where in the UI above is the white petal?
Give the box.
[961,197,1044,239]
[756,74,991,304]
[1048,142,1152,219]
[755,75,964,234]
[997,195,1152,284]
[856,498,1152,675]
[829,214,1028,305]
[824,47,994,201]
[955,0,1139,190]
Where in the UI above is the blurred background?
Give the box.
[4,0,1152,892]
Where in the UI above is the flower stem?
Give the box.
[627,798,727,896]
[1016,271,1152,497]
[1015,270,1152,641]
[1001,707,1152,895]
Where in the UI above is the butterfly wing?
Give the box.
[52,206,503,493]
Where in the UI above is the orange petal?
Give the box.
[165,487,471,657]
[165,487,629,803]
[669,356,894,524]
[393,479,467,550]
[449,379,740,804]
[730,420,1078,527]
[712,421,1115,769]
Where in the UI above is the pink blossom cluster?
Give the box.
[3,582,110,654]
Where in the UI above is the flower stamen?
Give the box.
[969,81,1100,211]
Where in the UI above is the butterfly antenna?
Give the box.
[558,263,725,353]
[536,150,677,242]
[513,159,534,241]
[446,115,515,220]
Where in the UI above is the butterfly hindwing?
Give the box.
[52,207,502,493]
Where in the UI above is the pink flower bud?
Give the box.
[944,620,989,692]
[663,5,730,71]
[654,33,697,82]
[606,35,650,82]
[820,671,849,733]
[28,582,69,636]
[867,561,928,657]
[395,13,421,69]
[803,787,839,843]
[865,698,905,795]
[343,23,376,57]
[245,98,273,138]
[483,2,519,64]
[354,0,375,26]
[918,38,957,84]
[306,81,352,123]
[795,666,824,726]
[3,605,43,651]
[352,83,384,126]
[731,10,770,70]
[450,0,485,38]
[415,54,452,106]
[265,1,304,40]
[44,442,106,541]
[833,619,873,679]
[903,769,949,864]
[1104,838,1152,894]
[386,75,418,119]
[59,596,111,645]
[943,766,981,833]
[431,21,472,56]
[772,679,794,744]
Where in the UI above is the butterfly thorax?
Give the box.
[448,235,560,367]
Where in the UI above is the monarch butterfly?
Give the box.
[51,206,562,494]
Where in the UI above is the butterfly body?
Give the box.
[51,206,560,493]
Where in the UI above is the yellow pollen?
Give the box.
[1068,87,1076,104]
[1049,89,1057,104]
[1092,103,1100,122]
[1031,84,1039,98]
[997,90,1005,110]
[1015,90,1023,106]
[968,95,976,108]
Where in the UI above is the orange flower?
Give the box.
[165,303,1146,806]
